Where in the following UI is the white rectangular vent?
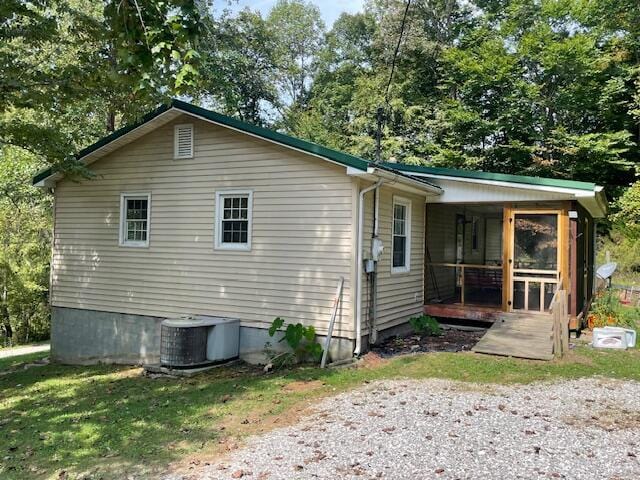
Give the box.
[174,124,193,159]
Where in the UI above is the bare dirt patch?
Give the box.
[564,408,640,431]
[372,328,484,357]
[357,351,389,369]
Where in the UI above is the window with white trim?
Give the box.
[119,193,151,247]
[392,197,411,273]
[215,190,253,250]
[174,124,193,159]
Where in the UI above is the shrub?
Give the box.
[409,314,442,336]
[588,289,639,333]
[264,317,323,368]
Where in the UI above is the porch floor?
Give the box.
[471,314,554,361]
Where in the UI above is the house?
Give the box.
[32,100,607,365]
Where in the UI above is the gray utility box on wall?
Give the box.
[160,315,240,368]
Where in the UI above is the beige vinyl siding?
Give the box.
[360,184,425,334]
[52,116,355,337]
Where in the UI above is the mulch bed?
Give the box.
[371,328,485,357]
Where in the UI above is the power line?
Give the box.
[376,0,412,163]
[384,0,412,105]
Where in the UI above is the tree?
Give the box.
[612,181,640,240]
[198,9,279,124]
[1,0,205,175]
[0,0,205,345]
[287,0,638,190]
[266,0,325,124]
[0,147,51,345]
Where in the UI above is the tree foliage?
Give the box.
[0,148,51,344]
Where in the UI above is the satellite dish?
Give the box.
[596,262,617,280]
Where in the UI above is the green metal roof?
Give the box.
[32,99,599,194]
[382,162,598,192]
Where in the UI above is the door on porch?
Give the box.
[508,211,561,314]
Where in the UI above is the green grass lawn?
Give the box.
[0,351,49,372]
[1,347,640,479]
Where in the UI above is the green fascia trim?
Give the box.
[382,162,598,192]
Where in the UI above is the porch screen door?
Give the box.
[510,212,560,313]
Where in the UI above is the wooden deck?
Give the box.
[424,303,505,322]
[471,314,555,361]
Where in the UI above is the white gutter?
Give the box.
[354,179,384,356]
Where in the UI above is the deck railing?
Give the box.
[426,262,502,306]
[550,286,569,358]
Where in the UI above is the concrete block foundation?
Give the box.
[51,307,355,366]
[51,307,164,365]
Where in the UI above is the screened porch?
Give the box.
[424,204,562,320]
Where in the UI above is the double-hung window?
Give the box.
[119,193,151,247]
[215,190,253,250]
[391,196,411,273]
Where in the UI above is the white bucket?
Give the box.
[603,326,637,348]
[592,328,628,350]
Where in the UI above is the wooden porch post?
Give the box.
[502,204,512,312]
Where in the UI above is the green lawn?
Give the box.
[0,351,49,372]
[1,347,640,479]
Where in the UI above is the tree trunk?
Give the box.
[106,110,116,132]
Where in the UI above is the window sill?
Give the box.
[391,266,411,275]
[214,244,251,252]
[119,242,149,249]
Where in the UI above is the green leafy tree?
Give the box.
[612,181,640,240]
[1,0,205,174]
[199,9,280,124]
[266,0,325,124]
[0,148,51,345]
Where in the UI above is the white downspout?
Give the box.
[370,187,381,344]
[354,179,384,356]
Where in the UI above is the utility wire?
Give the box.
[384,0,412,106]
[375,0,412,163]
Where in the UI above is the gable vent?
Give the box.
[174,124,194,159]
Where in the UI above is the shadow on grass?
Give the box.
[1,347,640,479]
[0,361,346,479]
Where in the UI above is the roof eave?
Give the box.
[349,167,443,196]
[384,162,597,192]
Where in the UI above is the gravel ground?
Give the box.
[168,378,640,480]
[0,343,49,359]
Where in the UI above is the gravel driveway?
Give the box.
[0,343,49,359]
[170,378,640,480]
